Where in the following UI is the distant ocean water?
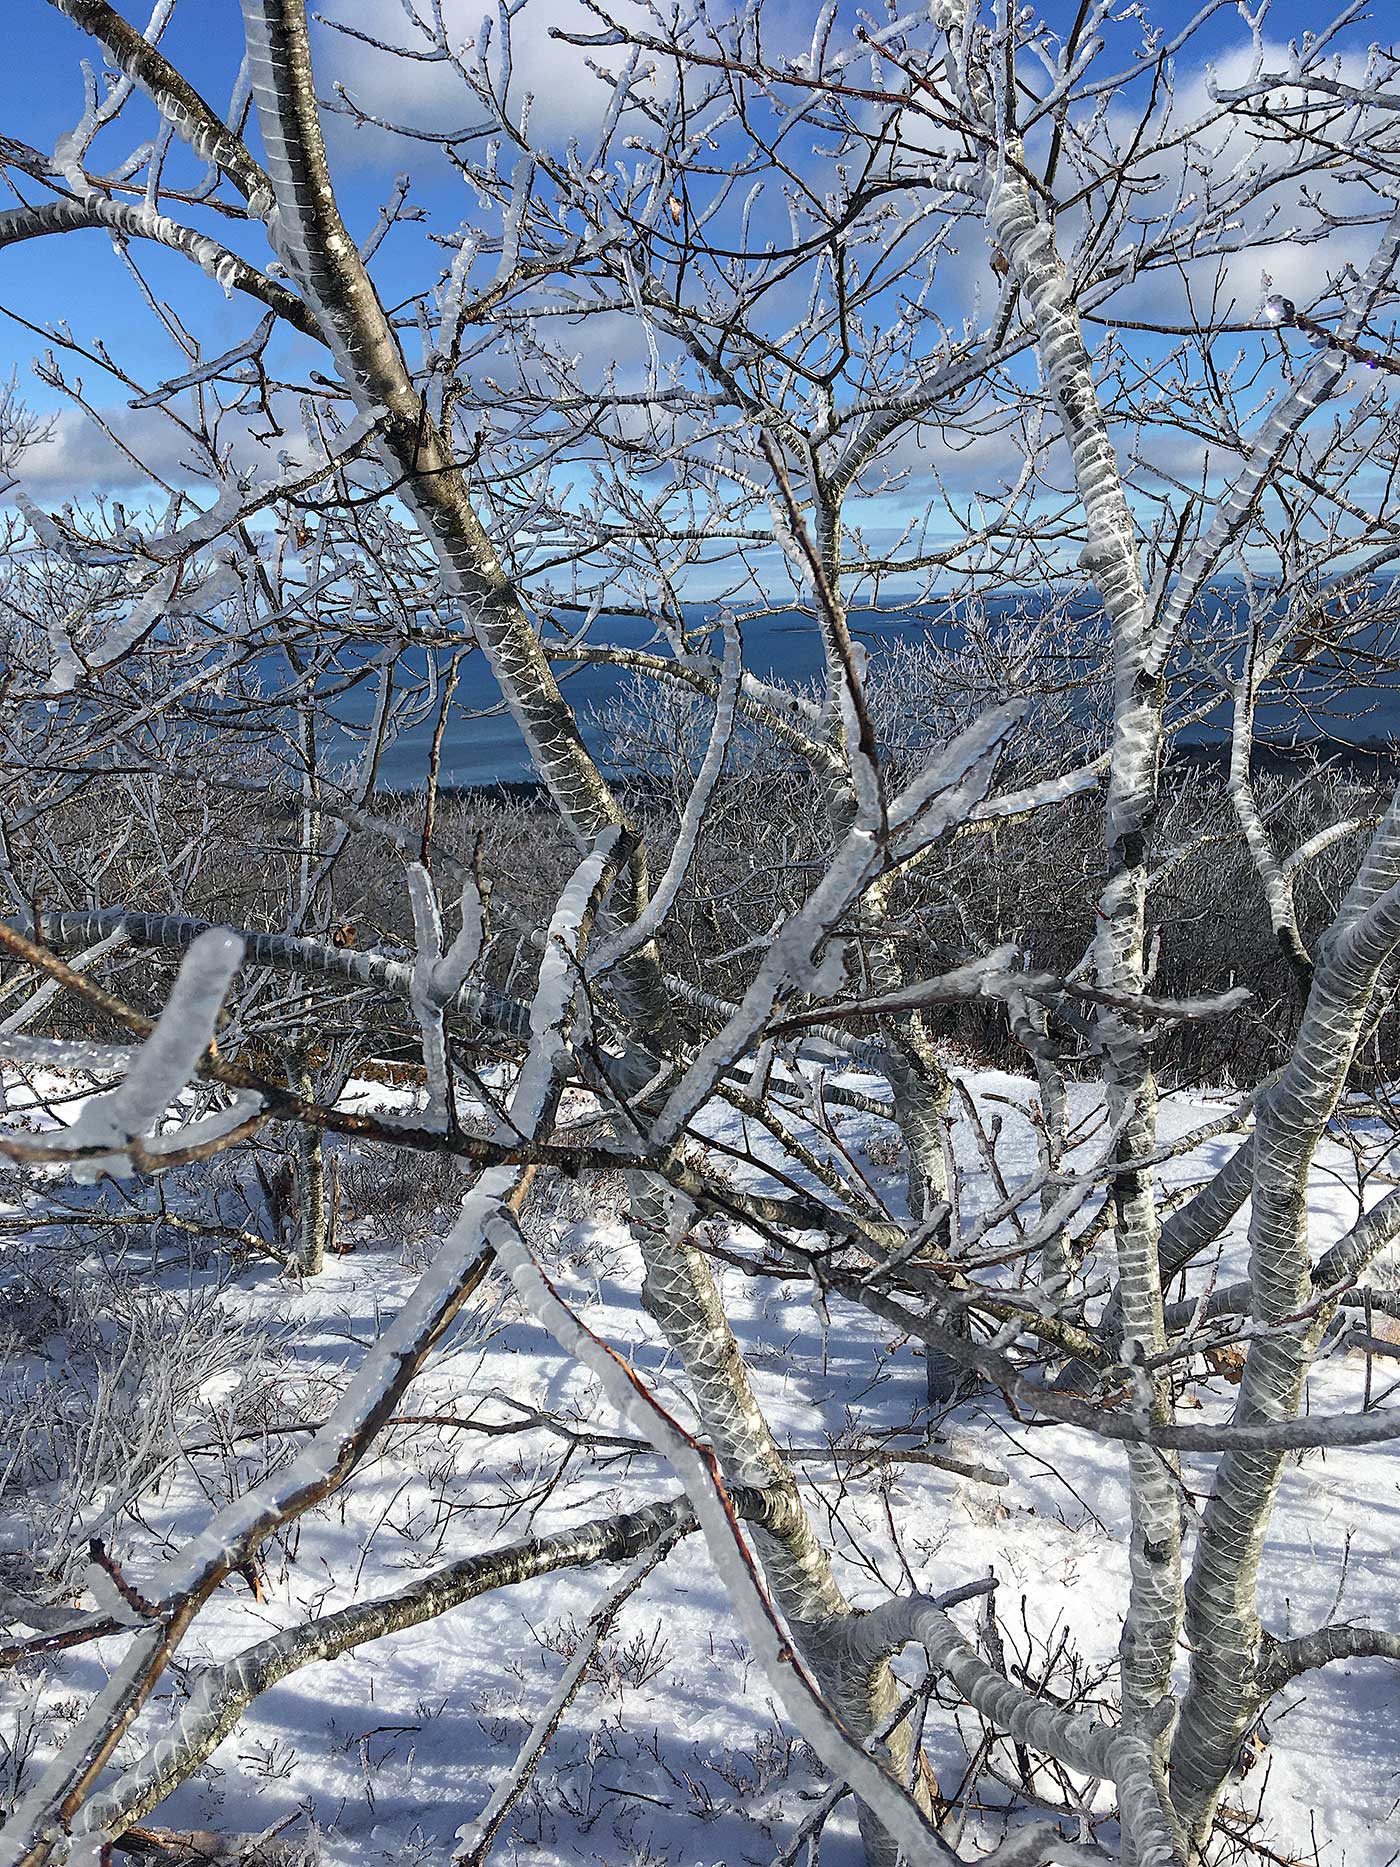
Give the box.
[350,607,935,789]
[311,598,1400,792]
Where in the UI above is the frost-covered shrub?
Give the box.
[0,1243,280,1601]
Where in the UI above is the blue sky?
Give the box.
[1,0,1394,541]
[0,0,1381,372]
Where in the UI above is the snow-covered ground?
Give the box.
[3,1066,1399,1866]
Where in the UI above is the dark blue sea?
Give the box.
[306,596,1399,791]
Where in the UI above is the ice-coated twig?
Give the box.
[19,907,535,1046]
[45,0,270,199]
[0,199,314,337]
[649,706,1019,1150]
[9,928,243,1173]
[74,1494,763,1837]
[453,1531,678,1864]
[126,312,277,409]
[406,862,485,1129]
[1149,200,1400,671]
[487,1213,960,1866]
[0,925,127,1035]
[587,612,742,982]
[769,951,1251,1037]
[44,564,180,695]
[835,1596,1181,1867]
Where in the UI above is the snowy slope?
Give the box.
[2,1066,1398,1867]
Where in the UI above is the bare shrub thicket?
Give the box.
[594,660,1396,1084]
[0,1232,282,1605]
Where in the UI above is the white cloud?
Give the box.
[8,398,303,506]
[1091,36,1384,322]
[11,403,190,498]
[316,0,655,154]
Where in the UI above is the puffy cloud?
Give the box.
[1094,36,1385,321]
[9,403,191,499]
[316,0,655,156]
[6,398,305,506]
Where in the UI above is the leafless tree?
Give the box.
[2,3,1400,1864]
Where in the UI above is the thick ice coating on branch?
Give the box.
[50,928,244,1171]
